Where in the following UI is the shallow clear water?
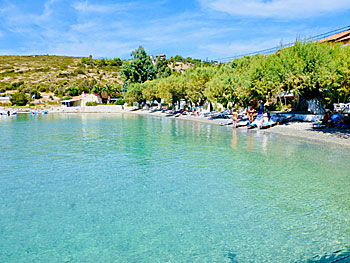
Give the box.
[1,113,350,262]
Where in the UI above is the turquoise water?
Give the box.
[1,113,350,262]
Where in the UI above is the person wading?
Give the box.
[232,109,238,128]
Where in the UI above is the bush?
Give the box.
[63,96,72,101]
[86,102,99,106]
[115,99,125,105]
[8,81,24,90]
[39,86,47,92]
[74,69,85,75]
[10,92,28,106]
[30,89,41,99]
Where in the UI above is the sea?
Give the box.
[1,113,350,262]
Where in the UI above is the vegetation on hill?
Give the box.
[0,55,122,103]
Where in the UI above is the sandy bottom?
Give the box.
[12,106,350,148]
[131,110,350,148]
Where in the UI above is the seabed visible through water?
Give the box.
[1,113,350,262]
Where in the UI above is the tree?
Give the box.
[120,46,157,84]
[155,56,172,78]
[30,89,41,100]
[65,86,79,96]
[125,83,143,104]
[185,67,215,104]
[10,92,28,106]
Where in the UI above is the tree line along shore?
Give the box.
[1,41,349,114]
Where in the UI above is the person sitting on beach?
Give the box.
[262,113,269,125]
[248,106,255,124]
[322,110,333,127]
[232,109,238,128]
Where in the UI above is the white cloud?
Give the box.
[72,1,132,13]
[200,0,350,19]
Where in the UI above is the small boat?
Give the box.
[41,110,49,114]
[30,110,37,115]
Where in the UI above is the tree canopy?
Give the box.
[124,41,350,110]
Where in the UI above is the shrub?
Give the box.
[30,89,41,99]
[39,86,47,92]
[74,69,85,75]
[10,92,28,106]
[86,102,99,106]
[8,81,24,90]
[63,96,72,101]
[57,73,69,78]
[115,99,125,105]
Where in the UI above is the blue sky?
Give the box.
[0,0,349,60]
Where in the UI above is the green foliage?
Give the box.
[65,86,80,96]
[123,41,350,108]
[156,57,172,78]
[80,57,122,68]
[115,99,125,105]
[120,46,157,84]
[30,89,41,99]
[10,92,28,106]
[125,83,143,104]
[8,81,24,90]
[86,101,99,106]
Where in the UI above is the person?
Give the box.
[259,101,264,114]
[192,105,197,116]
[262,113,269,125]
[321,110,333,127]
[232,109,238,128]
[248,106,255,124]
[266,109,270,121]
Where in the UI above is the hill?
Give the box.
[0,55,122,102]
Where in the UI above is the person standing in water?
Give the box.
[248,106,255,124]
[232,109,238,128]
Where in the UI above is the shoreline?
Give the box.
[7,106,350,148]
[130,109,350,148]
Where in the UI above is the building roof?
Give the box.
[320,29,350,43]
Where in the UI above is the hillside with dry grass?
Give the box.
[0,55,122,104]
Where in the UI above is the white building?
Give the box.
[60,93,99,107]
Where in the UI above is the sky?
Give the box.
[0,0,349,60]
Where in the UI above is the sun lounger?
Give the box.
[312,122,326,129]
[247,113,264,129]
[260,116,278,129]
